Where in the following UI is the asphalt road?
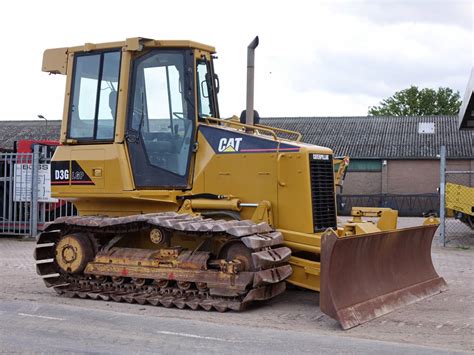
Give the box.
[0,299,463,354]
[1,230,473,354]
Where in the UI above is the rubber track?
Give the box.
[34,212,292,312]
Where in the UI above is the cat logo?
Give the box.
[217,137,243,153]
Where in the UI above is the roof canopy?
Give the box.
[42,37,216,74]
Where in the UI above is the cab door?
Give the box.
[126,49,196,189]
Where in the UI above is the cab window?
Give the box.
[68,51,121,140]
[196,61,213,118]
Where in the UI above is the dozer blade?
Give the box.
[320,225,447,330]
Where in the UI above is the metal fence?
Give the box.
[439,146,474,247]
[0,145,76,237]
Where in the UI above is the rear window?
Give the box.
[68,51,121,141]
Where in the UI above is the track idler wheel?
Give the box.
[149,227,170,246]
[55,233,95,274]
[196,282,208,292]
[133,278,147,287]
[177,281,192,290]
[155,279,169,288]
[112,276,125,285]
[221,242,255,272]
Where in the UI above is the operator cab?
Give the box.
[55,39,220,190]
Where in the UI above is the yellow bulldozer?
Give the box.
[35,36,446,329]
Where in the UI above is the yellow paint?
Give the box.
[446,183,474,217]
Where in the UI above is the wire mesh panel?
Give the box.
[0,145,77,237]
[0,152,33,235]
[444,171,474,248]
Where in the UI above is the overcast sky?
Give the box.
[0,0,472,121]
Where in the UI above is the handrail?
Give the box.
[204,117,278,141]
[204,117,302,142]
[254,123,302,142]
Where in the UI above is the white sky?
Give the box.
[0,0,472,121]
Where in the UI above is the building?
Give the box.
[1,115,473,215]
[0,120,61,152]
[261,115,474,215]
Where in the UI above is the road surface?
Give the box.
[0,299,464,354]
[0,228,472,353]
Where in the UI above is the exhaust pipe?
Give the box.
[245,36,259,126]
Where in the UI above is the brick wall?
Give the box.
[387,160,440,194]
[342,172,382,194]
[342,159,473,194]
[446,160,474,187]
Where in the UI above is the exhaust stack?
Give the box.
[246,36,259,126]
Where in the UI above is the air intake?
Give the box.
[309,154,337,232]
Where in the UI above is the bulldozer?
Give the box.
[35,36,447,329]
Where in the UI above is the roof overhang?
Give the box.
[42,37,216,75]
[64,37,216,54]
[458,69,474,130]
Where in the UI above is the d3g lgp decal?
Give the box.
[200,125,300,154]
[51,161,95,186]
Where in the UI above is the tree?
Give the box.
[368,86,461,116]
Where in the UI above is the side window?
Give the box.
[196,62,212,118]
[68,51,121,140]
[70,55,100,138]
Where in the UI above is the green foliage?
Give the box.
[368,86,462,116]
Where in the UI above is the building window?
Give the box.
[335,159,382,172]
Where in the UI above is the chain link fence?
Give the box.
[439,146,474,248]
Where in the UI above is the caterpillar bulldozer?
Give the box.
[35,36,447,329]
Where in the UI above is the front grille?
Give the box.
[309,154,337,232]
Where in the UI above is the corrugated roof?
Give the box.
[0,116,472,159]
[261,115,474,159]
[0,120,61,150]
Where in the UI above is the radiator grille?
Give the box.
[309,154,337,232]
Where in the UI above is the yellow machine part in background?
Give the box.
[446,182,474,229]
